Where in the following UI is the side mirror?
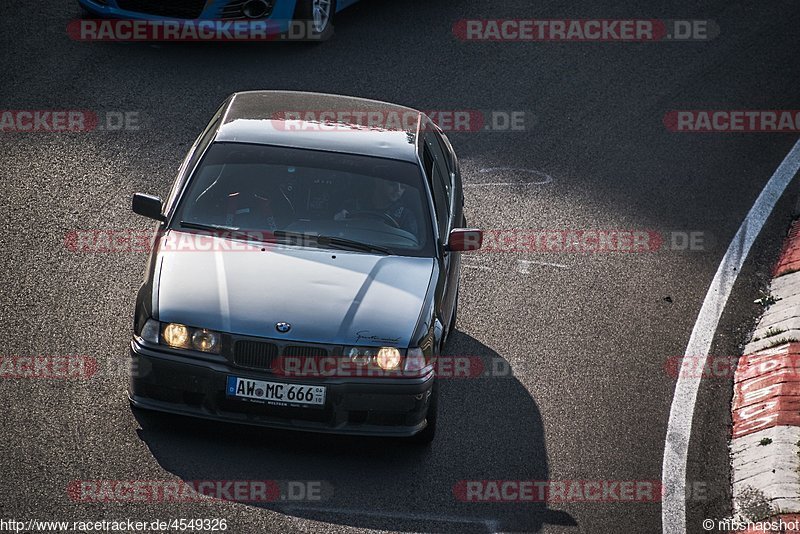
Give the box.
[132,193,165,222]
[447,228,483,252]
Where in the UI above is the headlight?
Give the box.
[139,318,160,344]
[163,323,190,348]
[343,346,405,372]
[161,323,221,354]
[404,347,427,372]
[345,346,378,366]
[375,347,402,371]
[192,328,220,353]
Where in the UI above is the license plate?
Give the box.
[226,376,326,408]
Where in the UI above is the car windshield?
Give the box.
[172,142,434,257]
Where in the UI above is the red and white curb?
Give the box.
[732,219,800,528]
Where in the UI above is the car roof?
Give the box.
[215,91,425,163]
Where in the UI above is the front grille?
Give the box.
[234,340,279,370]
[232,339,332,373]
[116,0,207,19]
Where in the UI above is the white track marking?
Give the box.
[461,264,495,272]
[662,139,800,534]
[466,167,554,186]
[518,259,569,272]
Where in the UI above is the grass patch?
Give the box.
[764,327,787,339]
[754,292,780,306]
[736,486,774,522]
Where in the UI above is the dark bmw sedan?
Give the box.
[129,91,483,443]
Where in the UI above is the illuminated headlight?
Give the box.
[163,323,190,349]
[375,347,402,371]
[161,323,221,354]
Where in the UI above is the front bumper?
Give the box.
[77,0,297,33]
[129,339,435,437]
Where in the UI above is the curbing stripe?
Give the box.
[731,214,800,527]
[731,426,800,456]
[663,138,800,534]
[735,347,800,382]
[731,426,800,519]
[772,270,800,295]
[733,379,800,411]
[774,219,800,278]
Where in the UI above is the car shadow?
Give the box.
[133,331,576,532]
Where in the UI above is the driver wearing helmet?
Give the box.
[334,179,419,236]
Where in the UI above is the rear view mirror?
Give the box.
[132,193,165,222]
[447,228,483,252]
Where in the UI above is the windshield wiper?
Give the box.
[272,231,391,255]
[317,235,391,255]
[272,230,317,242]
[178,221,277,244]
[179,221,240,233]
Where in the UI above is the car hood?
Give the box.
[154,232,435,347]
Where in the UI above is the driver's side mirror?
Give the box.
[447,228,483,252]
[132,193,165,222]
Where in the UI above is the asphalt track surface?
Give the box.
[2,1,800,533]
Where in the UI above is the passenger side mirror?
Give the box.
[447,228,483,252]
[132,193,165,222]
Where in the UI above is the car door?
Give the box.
[432,129,465,325]
[422,128,460,334]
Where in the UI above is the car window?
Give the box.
[433,130,455,176]
[424,132,452,200]
[423,144,449,239]
[173,142,435,257]
[164,105,225,214]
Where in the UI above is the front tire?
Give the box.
[293,0,336,41]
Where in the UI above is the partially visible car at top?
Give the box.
[77,0,355,38]
[128,91,483,444]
